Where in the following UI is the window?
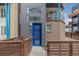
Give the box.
[73,17,78,24]
[1,9,5,17]
[47,11,58,20]
[47,11,64,20]
[29,23,32,33]
[73,26,78,32]
[53,11,58,19]
[46,24,52,32]
[1,26,3,35]
[27,8,42,13]
[1,26,6,35]
[47,13,53,18]
[60,12,64,19]
[4,26,6,35]
[27,16,42,22]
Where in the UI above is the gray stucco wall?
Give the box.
[19,3,32,38]
[19,3,46,46]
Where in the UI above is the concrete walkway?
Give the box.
[29,46,47,56]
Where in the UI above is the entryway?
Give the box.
[32,23,42,46]
[30,46,47,56]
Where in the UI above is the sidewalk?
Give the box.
[29,46,47,56]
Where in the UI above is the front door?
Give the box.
[32,23,42,46]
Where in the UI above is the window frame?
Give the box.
[72,17,78,24]
[46,23,52,32]
[1,26,6,35]
[73,26,78,32]
[53,11,58,19]
[27,16,42,22]
[47,11,58,20]
[27,8,42,13]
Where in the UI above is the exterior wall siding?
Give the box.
[46,6,65,41]
[10,3,19,38]
[19,3,32,38]
[60,21,65,40]
[46,21,65,41]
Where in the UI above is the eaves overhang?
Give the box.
[46,3,64,9]
[0,3,5,6]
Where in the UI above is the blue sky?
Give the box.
[63,3,77,23]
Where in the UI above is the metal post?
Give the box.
[58,3,60,19]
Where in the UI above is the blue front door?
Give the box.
[32,23,42,46]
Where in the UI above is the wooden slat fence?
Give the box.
[0,36,32,56]
[65,32,79,40]
[47,41,79,56]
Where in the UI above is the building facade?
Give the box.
[70,4,79,32]
[19,3,46,46]
[46,3,65,41]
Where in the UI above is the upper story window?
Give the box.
[47,11,58,20]
[73,26,78,32]
[73,17,78,24]
[27,8,42,13]
[53,11,58,19]
[1,8,5,17]
[27,16,42,22]
[47,11,64,20]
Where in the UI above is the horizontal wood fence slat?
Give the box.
[0,36,32,56]
[47,41,79,56]
[65,32,79,40]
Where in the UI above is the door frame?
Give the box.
[32,23,42,46]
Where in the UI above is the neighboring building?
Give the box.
[0,3,31,40]
[46,3,65,41]
[0,3,19,40]
[65,22,72,32]
[19,3,46,46]
[0,4,6,39]
[69,4,79,32]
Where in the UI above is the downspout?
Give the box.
[4,3,10,39]
[58,1,61,19]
